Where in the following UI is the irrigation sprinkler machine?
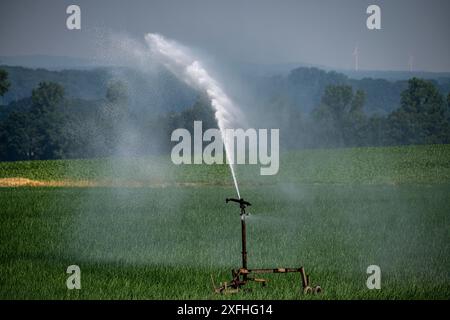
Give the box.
[143,33,320,295]
[212,197,322,295]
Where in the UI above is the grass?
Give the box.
[0,144,449,299]
[1,144,449,185]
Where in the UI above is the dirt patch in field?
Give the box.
[0,177,99,187]
[0,177,217,188]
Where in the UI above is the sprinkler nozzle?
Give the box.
[226,198,251,207]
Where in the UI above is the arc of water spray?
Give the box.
[145,33,241,198]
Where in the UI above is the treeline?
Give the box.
[255,67,450,115]
[291,79,450,148]
[3,65,450,115]
[0,65,196,113]
[0,68,213,161]
[0,67,450,161]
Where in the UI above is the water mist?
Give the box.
[145,33,242,198]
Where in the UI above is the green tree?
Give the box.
[154,95,216,154]
[0,110,35,160]
[180,94,216,130]
[0,69,10,97]
[29,82,68,159]
[106,80,128,104]
[100,80,131,155]
[320,85,353,123]
[31,82,65,113]
[313,85,367,146]
[388,78,449,144]
[365,114,389,146]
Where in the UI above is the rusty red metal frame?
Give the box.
[213,198,321,294]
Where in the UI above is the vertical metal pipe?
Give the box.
[241,207,248,281]
[300,267,308,288]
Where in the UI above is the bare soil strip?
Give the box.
[0,177,216,188]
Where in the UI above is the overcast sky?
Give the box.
[1,0,449,72]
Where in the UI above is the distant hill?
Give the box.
[252,67,450,115]
[231,60,450,81]
[341,70,450,81]
[0,66,109,103]
[4,55,450,80]
[1,62,450,116]
[0,55,100,70]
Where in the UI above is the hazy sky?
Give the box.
[1,0,449,72]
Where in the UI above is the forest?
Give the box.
[0,66,449,161]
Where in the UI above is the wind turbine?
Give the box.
[408,54,414,72]
[353,46,359,72]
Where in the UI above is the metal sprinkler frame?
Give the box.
[212,197,321,295]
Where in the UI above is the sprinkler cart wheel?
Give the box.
[213,197,322,295]
[304,286,313,294]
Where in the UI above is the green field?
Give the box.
[0,145,449,299]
